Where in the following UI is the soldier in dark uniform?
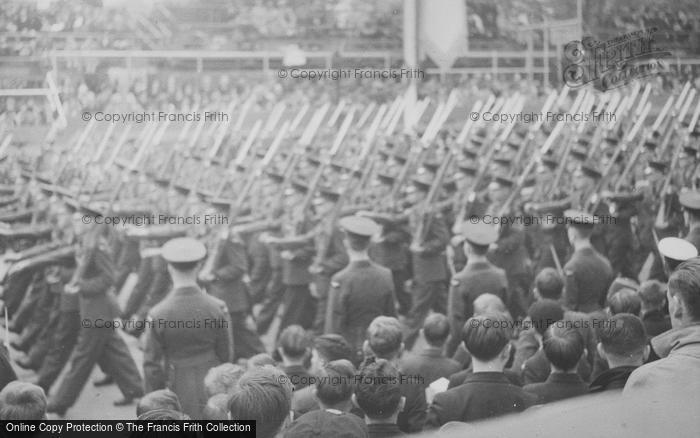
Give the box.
[562,210,614,313]
[445,220,509,357]
[198,200,263,361]
[143,237,233,420]
[679,191,700,250]
[403,176,450,349]
[47,211,144,416]
[327,215,395,353]
[601,190,642,278]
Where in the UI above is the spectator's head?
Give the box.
[534,267,564,300]
[354,359,405,423]
[638,279,667,313]
[204,363,245,397]
[311,334,355,373]
[136,389,182,417]
[137,409,188,420]
[421,313,451,348]
[668,258,700,327]
[473,293,507,316]
[228,367,293,438]
[364,316,403,361]
[0,382,47,420]
[277,325,311,365]
[461,314,511,368]
[597,314,648,368]
[607,277,639,301]
[247,353,277,370]
[203,393,231,420]
[542,325,585,373]
[608,288,642,316]
[313,359,356,409]
[527,299,565,336]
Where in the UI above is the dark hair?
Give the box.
[467,242,490,256]
[527,299,564,335]
[366,316,403,359]
[136,409,188,420]
[638,280,666,308]
[598,314,648,357]
[313,334,355,363]
[277,325,311,359]
[535,267,564,300]
[247,353,277,369]
[345,233,372,252]
[423,313,450,346]
[136,389,182,417]
[355,359,402,420]
[228,367,293,438]
[668,258,700,321]
[608,288,642,316]
[169,261,199,272]
[0,382,47,420]
[461,314,510,361]
[315,359,356,406]
[543,325,585,371]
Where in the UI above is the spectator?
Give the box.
[285,360,367,438]
[638,280,672,337]
[136,389,182,418]
[354,359,406,438]
[362,316,426,433]
[0,381,47,420]
[400,313,461,389]
[523,325,589,403]
[203,393,231,420]
[204,363,245,397]
[276,325,313,391]
[247,353,277,369]
[426,314,535,427]
[590,314,648,393]
[228,367,293,438]
[624,258,700,393]
[608,288,642,316]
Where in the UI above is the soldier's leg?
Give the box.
[403,280,434,349]
[10,277,43,334]
[311,275,331,335]
[430,280,448,315]
[392,269,411,316]
[24,306,61,368]
[48,327,106,411]
[279,284,316,332]
[4,270,35,316]
[96,328,144,400]
[37,310,81,393]
[230,311,265,361]
[255,280,285,335]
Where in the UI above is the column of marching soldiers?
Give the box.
[1,79,700,419]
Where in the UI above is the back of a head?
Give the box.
[597,313,647,359]
[203,393,231,420]
[638,280,666,309]
[315,359,356,406]
[314,334,355,363]
[204,363,245,397]
[543,325,585,372]
[366,316,403,359]
[535,267,564,300]
[607,277,640,300]
[0,381,47,420]
[461,314,510,362]
[137,409,188,420]
[355,359,402,420]
[473,293,507,316]
[668,258,700,322]
[278,325,311,359]
[229,367,293,438]
[136,389,182,417]
[247,353,277,369]
[527,299,564,336]
[423,313,451,347]
[608,288,642,316]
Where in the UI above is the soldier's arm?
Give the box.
[143,317,166,392]
[330,279,346,334]
[248,239,270,292]
[384,277,397,317]
[288,242,316,262]
[216,307,234,363]
[446,280,466,357]
[563,268,579,311]
[214,240,247,281]
[318,228,349,274]
[78,247,116,296]
[143,257,170,308]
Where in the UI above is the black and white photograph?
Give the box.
[0,0,699,437]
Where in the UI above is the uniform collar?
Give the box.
[464,371,511,384]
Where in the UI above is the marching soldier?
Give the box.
[679,191,700,250]
[198,200,264,360]
[327,215,395,354]
[561,210,614,313]
[143,237,233,420]
[47,210,144,416]
[601,190,642,279]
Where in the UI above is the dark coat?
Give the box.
[522,349,591,385]
[399,346,461,389]
[426,372,535,427]
[409,210,449,283]
[642,309,672,338]
[523,372,589,404]
[367,423,406,438]
[143,286,233,419]
[203,237,251,313]
[589,366,637,393]
[76,240,120,321]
